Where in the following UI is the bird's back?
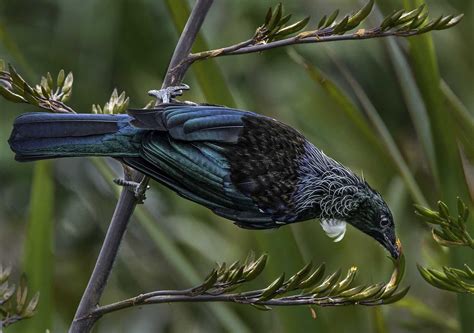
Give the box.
[125,104,321,228]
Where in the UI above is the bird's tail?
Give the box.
[8,112,143,161]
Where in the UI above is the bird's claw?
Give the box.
[113,178,150,204]
[148,84,190,105]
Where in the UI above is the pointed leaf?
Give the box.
[298,263,326,289]
[317,15,327,29]
[324,9,339,28]
[437,14,463,30]
[274,17,310,38]
[257,274,285,301]
[346,0,374,30]
[309,269,341,294]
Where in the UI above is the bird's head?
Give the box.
[346,188,400,259]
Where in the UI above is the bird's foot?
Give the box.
[148,84,190,105]
[113,178,150,203]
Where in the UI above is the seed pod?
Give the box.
[298,263,326,289]
[273,17,310,39]
[347,283,384,301]
[257,274,285,302]
[309,269,341,295]
[244,254,268,281]
[437,14,463,30]
[398,5,425,25]
[285,262,313,291]
[333,15,349,34]
[23,292,40,317]
[338,285,366,298]
[318,15,327,29]
[325,10,339,28]
[379,286,410,304]
[346,0,374,30]
[330,267,357,295]
[418,15,443,34]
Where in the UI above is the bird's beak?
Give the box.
[383,234,401,259]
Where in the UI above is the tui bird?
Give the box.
[8,88,400,258]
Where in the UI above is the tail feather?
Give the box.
[9,112,143,161]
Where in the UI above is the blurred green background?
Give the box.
[0,0,472,332]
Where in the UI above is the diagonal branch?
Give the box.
[68,1,214,332]
[162,0,214,88]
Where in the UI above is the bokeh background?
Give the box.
[0,0,472,332]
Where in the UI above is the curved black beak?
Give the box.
[383,234,401,259]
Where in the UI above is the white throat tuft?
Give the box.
[320,218,347,242]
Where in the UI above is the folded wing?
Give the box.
[124,104,278,228]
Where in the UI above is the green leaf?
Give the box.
[264,7,272,26]
[403,0,474,321]
[298,263,325,289]
[330,267,357,294]
[284,262,313,291]
[396,296,459,331]
[56,69,65,88]
[383,34,437,180]
[380,286,410,304]
[397,5,425,25]
[347,283,384,301]
[317,15,327,29]
[346,0,374,30]
[309,269,341,294]
[338,285,366,298]
[243,254,268,281]
[267,3,283,32]
[409,12,428,29]
[22,161,54,332]
[0,84,26,103]
[46,72,53,90]
[333,15,349,34]
[389,9,405,26]
[437,201,450,220]
[440,80,474,163]
[417,15,443,33]
[278,14,292,27]
[332,57,428,206]
[380,9,403,30]
[257,274,285,301]
[436,14,463,30]
[324,9,339,28]
[414,204,439,220]
[274,17,310,39]
[288,49,388,158]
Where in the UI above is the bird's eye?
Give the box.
[380,216,390,228]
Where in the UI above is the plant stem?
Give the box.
[162,0,214,88]
[69,173,139,332]
[181,29,433,68]
[68,1,214,332]
[88,289,399,318]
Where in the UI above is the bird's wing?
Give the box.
[123,133,275,228]
[125,104,308,226]
[128,104,248,143]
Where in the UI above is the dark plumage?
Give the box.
[8,103,400,258]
